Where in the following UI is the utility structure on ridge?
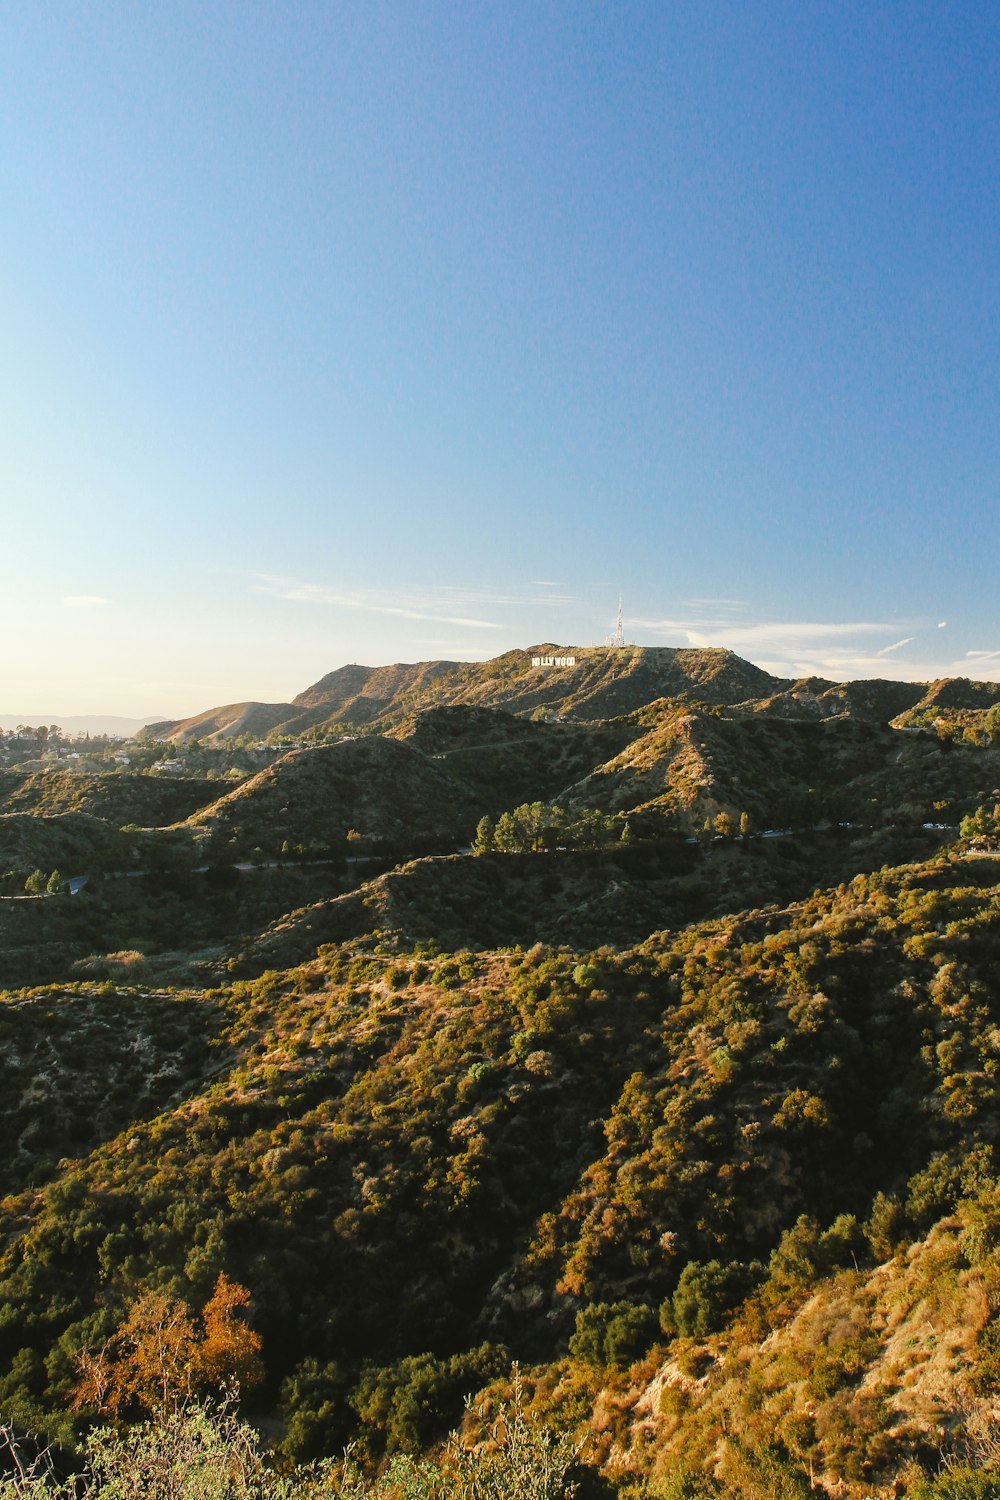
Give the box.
[606,595,626,649]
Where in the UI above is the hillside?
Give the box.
[0,810,121,877]
[229,825,947,972]
[390,704,641,810]
[182,737,483,857]
[145,646,1000,749]
[0,768,222,824]
[3,840,1000,1494]
[563,706,1000,833]
[144,699,318,743]
[7,654,1000,1494]
[149,646,791,742]
[750,675,927,723]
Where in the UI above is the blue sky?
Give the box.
[2,1,998,716]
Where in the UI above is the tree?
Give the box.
[23,869,47,896]
[45,870,67,895]
[494,812,519,853]
[446,1374,582,1499]
[198,1276,264,1392]
[73,1276,263,1418]
[473,816,496,855]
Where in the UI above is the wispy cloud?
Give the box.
[62,595,108,609]
[876,637,916,657]
[251,572,583,627]
[245,572,999,685]
[253,574,503,630]
[630,612,969,682]
[635,616,891,648]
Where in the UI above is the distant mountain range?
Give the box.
[0,713,164,738]
[145,643,1000,743]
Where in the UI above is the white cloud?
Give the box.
[635,616,891,648]
[628,613,979,683]
[253,574,503,631]
[250,572,584,628]
[62,594,108,609]
[876,637,916,657]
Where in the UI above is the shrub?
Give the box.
[568,1303,657,1370]
[349,1345,507,1459]
[670,1261,744,1340]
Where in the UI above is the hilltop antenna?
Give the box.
[606,595,626,649]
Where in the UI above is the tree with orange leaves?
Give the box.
[73,1274,263,1417]
[197,1275,264,1392]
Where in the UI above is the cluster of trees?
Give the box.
[960,802,1000,840]
[697,810,752,840]
[908,703,1000,746]
[0,869,66,896]
[72,1277,262,1419]
[472,803,625,853]
[0,725,65,744]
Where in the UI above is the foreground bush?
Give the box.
[0,1381,581,1499]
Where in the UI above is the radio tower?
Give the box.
[607,595,626,649]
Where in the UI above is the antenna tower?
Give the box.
[606,595,626,649]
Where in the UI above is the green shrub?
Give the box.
[669,1261,744,1340]
[907,1467,1000,1500]
[349,1345,507,1459]
[568,1302,657,1369]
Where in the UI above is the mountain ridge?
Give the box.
[143,645,1000,745]
[142,646,789,743]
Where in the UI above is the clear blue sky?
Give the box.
[2,1,998,716]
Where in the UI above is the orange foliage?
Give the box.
[73,1275,263,1416]
[197,1274,264,1391]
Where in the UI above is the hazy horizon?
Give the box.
[1,627,993,725]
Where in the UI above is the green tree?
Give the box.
[45,870,67,895]
[494,812,519,853]
[472,816,495,855]
[23,869,47,896]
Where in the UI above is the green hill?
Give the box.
[3,841,1000,1493]
[563,706,1000,833]
[183,738,483,857]
[8,649,1000,1495]
[0,768,222,824]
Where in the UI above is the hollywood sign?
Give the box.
[531,655,577,667]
